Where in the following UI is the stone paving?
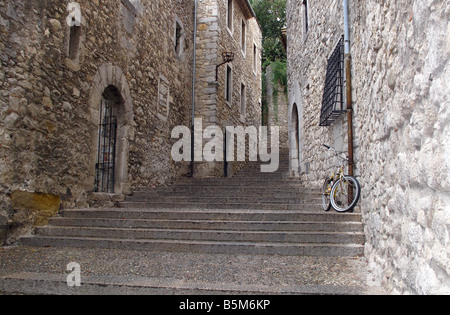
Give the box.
[0,151,388,295]
[0,245,386,295]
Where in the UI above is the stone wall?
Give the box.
[194,0,262,177]
[287,0,450,294]
[0,0,195,243]
[265,65,288,149]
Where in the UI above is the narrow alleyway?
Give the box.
[0,149,385,295]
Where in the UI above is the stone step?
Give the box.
[21,157,365,258]
[60,209,361,222]
[234,167,290,172]
[168,183,308,189]
[35,226,365,244]
[143,181,309,187]
[131,190,320,199]
[45,217,363,233]
[125,195,323,204]
[0,272,378,295]
[235,167,290,172]
[20,236,365,257]
[174,179,297,185]
[119,201,324,211]
[136,187,316,196]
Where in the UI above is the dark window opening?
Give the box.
[253,44,257,72]
[69,25,81,61]
[303,0,309,34]
[241,83,246,115]
[227,0,233,32]
[175,21,183,56]
[241,20,246,53]
[226,65,232,103]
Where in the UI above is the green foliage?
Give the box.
[252,0,287,126]
[270,59,287,90]
[252,0,287,64]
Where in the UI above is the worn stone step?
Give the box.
[138,187,318,196]
[35,226,365,244]
[131,191,321,199]
[0,272,380,295]
[119,201,324,211]
[174,179,296,184]
[139,183,311,191]
[125,195,323,204]
[20,236,365,257]
[60,209,361,223]
[46,217,363,233]
[235,169,290,174]
[173,178,303,184]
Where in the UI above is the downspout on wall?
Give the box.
[343,0,354,177]
[190,0,198,177]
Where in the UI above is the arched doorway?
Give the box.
[88,64,134,196]
[290,103,301,177]
[94,86,122,193]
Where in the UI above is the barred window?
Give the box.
[320,36,346,127]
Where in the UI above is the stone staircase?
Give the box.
[20,149,365,257]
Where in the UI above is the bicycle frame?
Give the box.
[324,145,348,179]
[323,144,355,208]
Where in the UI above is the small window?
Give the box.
[227,0,233,33]
[175,20,184,57]
[320,36,345,127]
[253,44,257,73]
[68,25,81,61]
[302,0,309,35]
[241,20,246,54]
[240,83,246,116]
[226,65,233,104]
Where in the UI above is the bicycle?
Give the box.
[321,145,361,212]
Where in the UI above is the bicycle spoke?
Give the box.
[322,178,332,211]
[331,176,360,212]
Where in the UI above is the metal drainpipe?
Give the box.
[343,0,354,177]
[190,0,198,177]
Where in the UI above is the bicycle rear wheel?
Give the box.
[322,177,333,211]
[330,176,361,212]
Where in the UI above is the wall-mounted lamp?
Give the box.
[216,52,235,81]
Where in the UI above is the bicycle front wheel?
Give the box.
[330,176,361,212]
[322,177,333,211]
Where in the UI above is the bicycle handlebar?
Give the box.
[323,144,349,161]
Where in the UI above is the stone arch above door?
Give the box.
[88,63,135,196]
[289,103,301,177]
[288,81,303,178]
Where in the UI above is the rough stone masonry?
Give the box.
[0,0,262,244]
[286,0,449,294]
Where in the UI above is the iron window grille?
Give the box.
[320,36,345,127]
[94,99,118,194]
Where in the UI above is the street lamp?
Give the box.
[216,51,235,81]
